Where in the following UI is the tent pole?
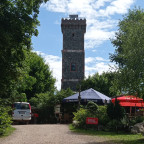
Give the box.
[78,85,81,110]
[130,106,132,116]
[135,104,136,117]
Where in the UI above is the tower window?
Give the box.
[71,63,76,71]
[72,33,75,37]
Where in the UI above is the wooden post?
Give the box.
[130,106,132,116]
[135,103,136,117]
[78,85,81,110]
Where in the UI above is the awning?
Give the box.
[112,95,144,108]
[112,95,143,103]
[119,102,144,107]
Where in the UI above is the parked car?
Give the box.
[12,102,31,124]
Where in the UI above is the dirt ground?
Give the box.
[0,124,116,144]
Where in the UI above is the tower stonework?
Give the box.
[61,15,86,91]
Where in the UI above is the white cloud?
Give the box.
[98,0,135,16]
[42,0,135,49]
[35,51,114,90]
[85,57,113,77]
[85,62,115,77]
[94,0,113,9]
[41,0,68,13]
[85,57,95,64]
[35,51,62,90]
[85,56,108,64]
[44,55,62,90]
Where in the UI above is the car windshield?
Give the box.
[14,103,30,109]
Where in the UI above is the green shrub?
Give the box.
[135,116,144,123]
[73,102,99,129]
[86,101,98,114]
[0,106,12,135]
[96,106,110,126]
[107,100,125,121]
[73,108,94,128]
[121,115,130,129]
[106,119,123,132]
[106,100,126,132]
[73,104,109,129]
[128,116,144,127]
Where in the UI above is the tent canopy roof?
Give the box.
[63,88,110,102]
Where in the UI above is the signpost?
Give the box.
[86,117,98,125]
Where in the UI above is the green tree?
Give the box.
[12,51,56,101]
[107,99,125,132]
[0,99,12,135]
[24,51,56,99]
[81,72,117,97]
[0,0,48,99]
[110,8,144,98]
[107,99,125,121]
[29,88,74,123]
[107,98,125,130]
[54,88,74,104]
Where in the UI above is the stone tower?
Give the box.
[61,15,86,91]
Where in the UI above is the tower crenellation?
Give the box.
[61,15,86,33]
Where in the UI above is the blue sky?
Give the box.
[32,0,144,90]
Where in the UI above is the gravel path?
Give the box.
[0,124,116,144]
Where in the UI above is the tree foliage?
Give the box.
[24,51,56,100]
[8,51,56,101]
[86,101,98,114]
[0,0,48,98]
[73,108,97,129]
[81,72,117,97]
[110,8,144,97]
[107,99,125,121]
[0,99,12,135]
[107,99,125,132]
[29,88,74,123]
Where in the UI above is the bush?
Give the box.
[86,101,98,114]
[106,100,126,132]
[128,116,144,127]
[106,119,122,131]
[0,106,12,135]
[135,116,144,123]
[73,102,99,129]
[96,106,110,126]
[107,100,125,121]
[73,103,109,129]
[73,108,94,128]
[29,89,74,124]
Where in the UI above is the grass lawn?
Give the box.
[69,124,144,144]
[0,126,16,138]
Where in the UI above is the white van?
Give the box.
[12,102,31,124]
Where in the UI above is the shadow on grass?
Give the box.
[111,138,144,144]
[86,139,144,144]
[69,124,144,144]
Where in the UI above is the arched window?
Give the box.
[71,63,76,71]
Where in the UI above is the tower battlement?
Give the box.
[61,15,86,33]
